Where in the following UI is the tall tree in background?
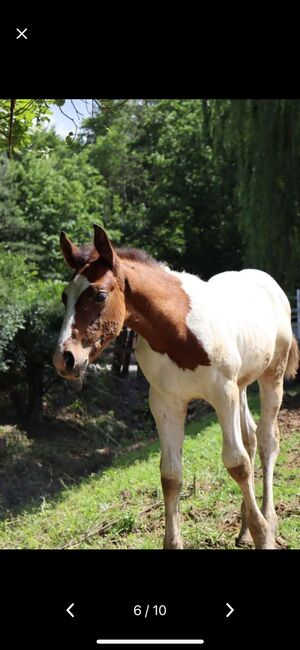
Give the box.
[212,99,300,292]
[82,99,243,277]
[1,98,300,422]
[0,130,110,279]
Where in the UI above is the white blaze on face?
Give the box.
[58,274,90,350]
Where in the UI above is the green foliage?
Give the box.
[1,98,300,420]
[211,99,300,291]
[0,133,110,279]
[16,281,64,361]
[82,99,242,276]
[0,122,110,417]
[0,100,71,156]
[0,248,34,371]
[0,100,53,155]
[0,244,63,409]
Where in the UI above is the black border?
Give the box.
[1,16,294,97]
[0,38,298,644]
[0,549,298,648]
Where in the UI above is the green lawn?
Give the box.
[0,396,299,549]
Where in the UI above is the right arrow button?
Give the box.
[225,602,234,618]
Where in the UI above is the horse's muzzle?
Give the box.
[52,347,89,381]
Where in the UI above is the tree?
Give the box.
[0,127,112,421]
[0,247,32,372]
[81,99,243,277]
[0,129,111,279]
[0,99,53,156]
[2,97,299,426]
[0,99,128,157]
[211,99,300,292]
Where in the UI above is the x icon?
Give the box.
[16,28,28,40]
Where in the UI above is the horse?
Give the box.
[53,224,299,549]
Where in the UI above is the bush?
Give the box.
[0,266,64,423]
[0,247,33,371]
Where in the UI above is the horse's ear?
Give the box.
[93,224,116,269]
[60,231,83,269]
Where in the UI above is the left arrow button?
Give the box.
[66,603,75,618]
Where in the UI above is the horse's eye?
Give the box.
[96,291,107,303]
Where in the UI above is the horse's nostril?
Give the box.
[63,351,75,372]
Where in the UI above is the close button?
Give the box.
[16,28,28,40]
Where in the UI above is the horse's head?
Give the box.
[53,225,126,380]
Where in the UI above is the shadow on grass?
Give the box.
[0,377,295,531]
[0,384,218,526]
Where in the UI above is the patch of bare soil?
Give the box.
[279,391,300,435]
[275,499,300,518]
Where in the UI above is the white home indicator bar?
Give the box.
[96,641,204,645]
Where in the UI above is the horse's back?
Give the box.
[181,267,293,385]
[208,269,291,330]
[208,269,290,310]
[136,268,293,398]
[207,269,293,381]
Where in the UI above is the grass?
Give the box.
[0,393,299,549]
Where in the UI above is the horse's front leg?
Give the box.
[149,386,186,549]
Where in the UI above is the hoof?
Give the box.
[261,510,278,538]
[275,535,287,549]
[235,529,254,547]
[163,537,183,550]
[254,531,276,549]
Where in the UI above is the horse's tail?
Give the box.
[285,335,300,380]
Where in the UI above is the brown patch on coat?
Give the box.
[161,477,183,497]
[262,340,290,383]
[123,260,210,370]
[228,463,250,483]
[81,258,125,290]
[237,373,252,387]
[73,267,126,352]
[61,243,210,371]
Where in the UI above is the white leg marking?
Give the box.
[237,389,257,545]
[256,376,283,536]
[215,378,275,549]
[149,386,186,550]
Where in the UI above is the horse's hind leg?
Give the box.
[256,372,284,538]
[236,388,257,546]
[149,386,186,549]
[215,378,275,549]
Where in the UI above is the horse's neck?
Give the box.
[122,259,180,337]
[120,259,210,370]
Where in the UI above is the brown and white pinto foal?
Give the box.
[53,225,299,549]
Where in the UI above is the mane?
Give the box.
[116,247,159,266]
[75,243,159,269]
[78,243,99,263]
